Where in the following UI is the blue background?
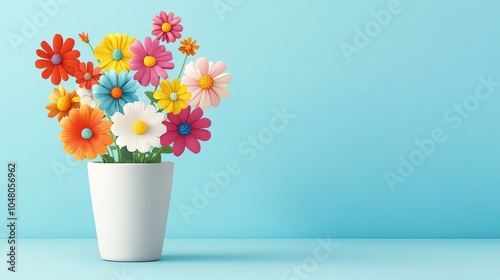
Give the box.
[1,0,500,239]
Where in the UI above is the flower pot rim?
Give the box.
[88,161,174,165]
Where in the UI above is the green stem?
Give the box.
[87,41,101,66]
[106,146,113,159]
[177,54,188,79]
[152,75,161,95]
[149,147,161,163]
[87,42,96,55]
[107,114,121,162]
[113,136,121,162]
[147,151,155,162]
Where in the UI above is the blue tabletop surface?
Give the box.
[1,239,499,280]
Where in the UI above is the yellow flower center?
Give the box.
[133,120,148,135]
[56,96,71,111]
[185,45,192,51]
[162,23,172,32]
[143,56,157,67]
[110,87,123,99]
[198,75,214,90]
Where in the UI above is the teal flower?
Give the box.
[93,69,139,116]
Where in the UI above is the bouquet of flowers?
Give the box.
[35,11,232,163]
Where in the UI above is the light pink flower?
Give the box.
[129,37,174,87]
[181,57,232,110]
[151,11,183,43]
[160,106,211,156]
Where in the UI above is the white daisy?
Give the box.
[76,86,97,108]
[111,102,166,153]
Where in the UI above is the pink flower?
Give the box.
[160,106,211,156]
[129,37,174,87]
[182,57,232,110]
[151,11,183,43]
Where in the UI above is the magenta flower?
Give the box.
[151,11,183,43]
[129,37,174,87]
[160,106,211,157]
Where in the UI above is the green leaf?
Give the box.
[158,146,172,154]
[120,147,133,161]
[150,154,162,163]
[101,154,115,163]
[144,91,159,105]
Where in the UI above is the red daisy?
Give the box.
[160,106,211,156]
[35,34,81,85]
[75,61,102,90]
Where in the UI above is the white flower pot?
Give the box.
[87,162,174,262]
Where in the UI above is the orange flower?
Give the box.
[59,105,113,160]
[35,34,81,85]
[46,86,80,121]
[79,32,89,43]
[178,37,199,56]
[75,61,102,90]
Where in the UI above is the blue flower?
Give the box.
[93,69,139,116]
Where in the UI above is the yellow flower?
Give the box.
[94,33,135,73]
[154,78,191,115]
[46,85,80,121]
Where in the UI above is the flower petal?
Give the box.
[191,128,211,141]
[212,84,230,99]
[185,134,201,153]
[184,62,201,80]
[172,136,186,156]
[199,91,211,109]
[209,61,227,78]
[187,107,203,123]
[191,118,211,129]
[208,89,221,107]
[177,106,191,123]
[53,34,63,54]
[196,57,209,75]
[214,73,232,84]
[60,37,76,55]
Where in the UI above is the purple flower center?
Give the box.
[51,54,62,65]
[178,122,192,136]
